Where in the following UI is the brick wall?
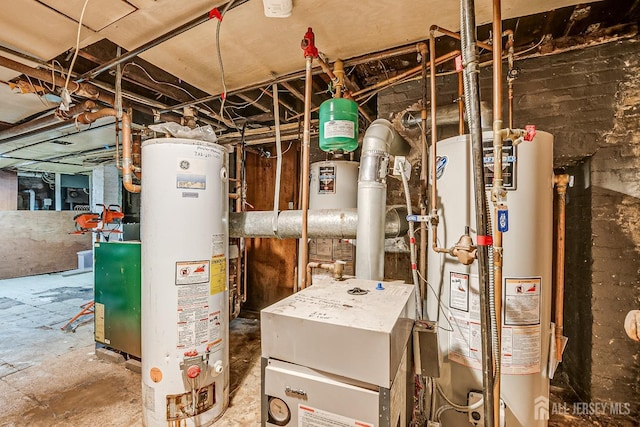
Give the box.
[378,36,640,417]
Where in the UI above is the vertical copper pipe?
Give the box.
[78,108,139,193]
[132,133,142,180]
[429,25,494,51]
[554,174,569,361]
[429,31,438,215]
[235,143,244,307]
[418,42,428,301]
[458,71,465,135]
[492,0,504,424]
[506,32,515,129]
[300,55,313,290]
[428,29,449,255]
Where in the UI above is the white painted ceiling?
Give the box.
[0,0,589,173]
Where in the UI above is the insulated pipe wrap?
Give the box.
[229,207,408,239]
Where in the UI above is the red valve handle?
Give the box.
[301,27,318,58]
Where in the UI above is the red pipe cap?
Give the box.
[187,365,201,379]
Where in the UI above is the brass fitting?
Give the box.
[451,229,477,265]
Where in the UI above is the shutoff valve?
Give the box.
[301,27,318,58]
[451,227,477,265]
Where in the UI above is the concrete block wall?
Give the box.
[378,36,640,417]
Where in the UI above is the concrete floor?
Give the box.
[0,272,629,427]
[0,271,262,427]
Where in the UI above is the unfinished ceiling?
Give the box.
[0,0,637,174]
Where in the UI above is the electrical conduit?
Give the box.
[460,0,496,425]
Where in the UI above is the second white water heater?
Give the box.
[426,131,554,426]
[308,160,358,276]
[141,138,229,426]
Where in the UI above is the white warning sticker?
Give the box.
[450,272,469,312]
[175,261,210,285]
[176,282,209,350]
[504,278,541,326]
[501,325,541,374]
[324,120,355,139]
[447,275,542,374]
[298,404,373,427]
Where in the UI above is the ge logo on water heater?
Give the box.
[179,160,190,170]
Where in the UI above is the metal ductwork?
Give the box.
[356,119,407,280]
[229,207,409,239]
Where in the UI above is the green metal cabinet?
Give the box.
[94,241,141,358]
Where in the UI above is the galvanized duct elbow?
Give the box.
[356,119,406,280]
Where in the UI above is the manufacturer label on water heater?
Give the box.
[324,120,355,139]
[318,166,336,194]
[483,140,517,190]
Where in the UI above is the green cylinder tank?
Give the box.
[319,97,358,152]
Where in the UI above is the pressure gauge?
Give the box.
[268,397,291,425]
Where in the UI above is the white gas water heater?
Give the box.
[141,138,229,427]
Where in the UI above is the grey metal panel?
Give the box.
[261,278,415,387]
[379,387,391,427]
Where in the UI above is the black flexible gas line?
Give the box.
[460,0,496,425]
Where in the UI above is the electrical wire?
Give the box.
[435,381,484,412]
[398,159,423,320]
[64,0,90,92]
[215,0,237,118]
[23,74,52,107]
[417,269,455,332]
[225,90,267,109]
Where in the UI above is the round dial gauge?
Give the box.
[268,397,291,425]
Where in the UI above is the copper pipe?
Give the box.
[458,71,465,135]
[492,0,504,424]
[132,133,142,180]
[333,59,345,98]
[0,55,115,106]
[114,120,122,170]
[300,55,313,290]
[306,261,345,287]
[428,29,450,255]
[315,56,340,87]
[506,32,516,128]
[352,50,460,99]
[235,143,245,304]
[0,100,95,144]
[554,174,570,362]
[78,108,140,193]
[430,25,494,51]
[418,41,429,299]
[288,50,461,123]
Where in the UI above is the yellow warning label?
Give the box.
[210,256,227,295]
[94,302,105,342]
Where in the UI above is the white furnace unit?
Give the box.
[141,138,229,426]
[261,277,416,427]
